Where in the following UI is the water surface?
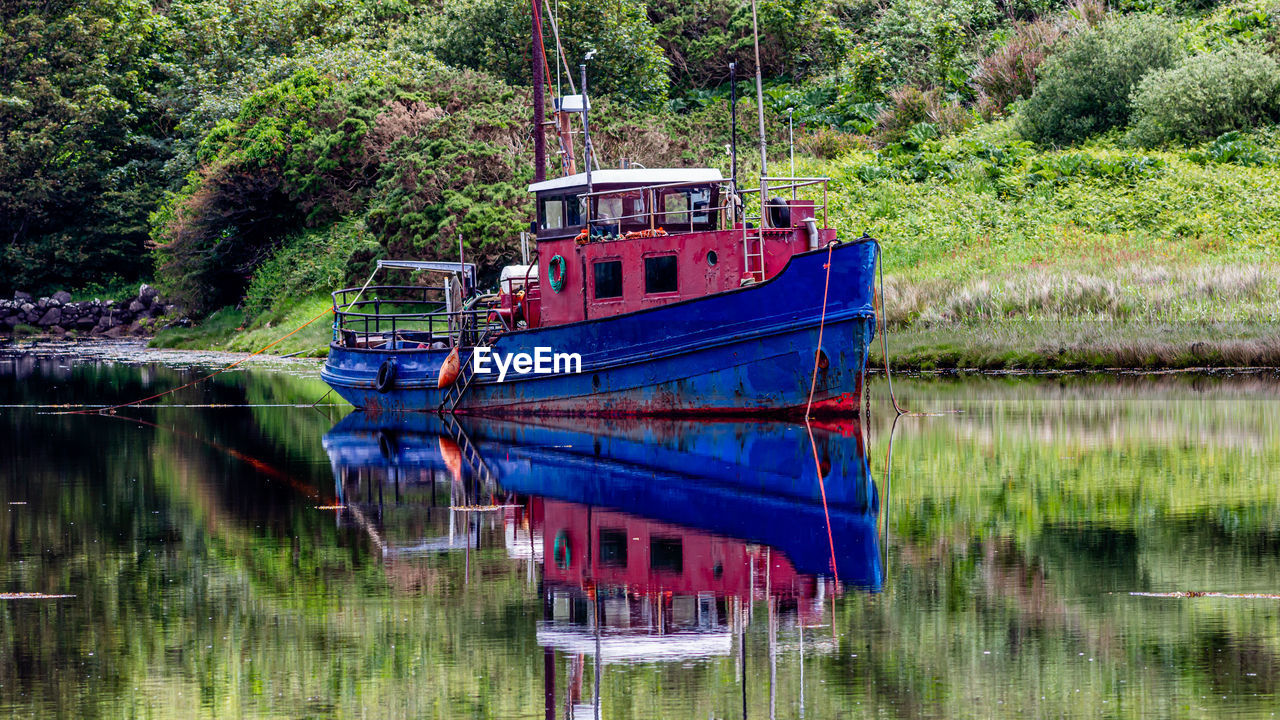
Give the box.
[2,343,1279,719]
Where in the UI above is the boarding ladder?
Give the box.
[441,412,497,491]
[438,343,487,415]
[743,228,766,282]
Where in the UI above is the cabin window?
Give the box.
[598,528,627,567]
[644,255,678,294]
[539,193,582,231]
[660,186,713,228]
[650,536,683,575]
[593,260,623,299]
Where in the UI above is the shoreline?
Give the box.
[6,333,1279,376]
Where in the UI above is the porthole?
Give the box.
[706,250,718,266]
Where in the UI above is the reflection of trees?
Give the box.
[5,362,1280,717]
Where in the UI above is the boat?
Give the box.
[320,24,879,416]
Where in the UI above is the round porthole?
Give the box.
[706,250,718,266]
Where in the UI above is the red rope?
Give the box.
[64,306,334,416]
[806,421,839,586]
[804,242,835,419]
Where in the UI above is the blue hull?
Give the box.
[321,240,877,415]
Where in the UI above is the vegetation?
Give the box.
[3,0,1279,365]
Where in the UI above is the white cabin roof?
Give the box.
[528,168,724,194]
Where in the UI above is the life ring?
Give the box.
[549,254,567,293]
[375,359,397,393]
[553,529,572,568]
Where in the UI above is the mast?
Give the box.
[581,64,593,220]
[531,0,548,182]
[750,0,768,226]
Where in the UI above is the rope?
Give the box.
[874,243,910,417]
[61,305,333,415]
[804,420,839,586]
[58,265,383,416]
[804,242,835,420]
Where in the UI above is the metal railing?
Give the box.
[738,176,830,230]
[579,179,737,238]
[331,285,504,350]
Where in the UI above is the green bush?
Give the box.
[1017,14,1183,145]
[428,0,670,108]
[1129,46,1280,146]
[243,220,378,316]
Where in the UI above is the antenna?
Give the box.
[787,106,795,198]
[581,62,593,223]
[730,62,738,195]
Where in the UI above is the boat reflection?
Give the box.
[324,412,882,716]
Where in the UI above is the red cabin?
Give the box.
[498,168,838,329]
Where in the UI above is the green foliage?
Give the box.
[0,0,174,294]
[153,66,540,316]
[1017,14,1183,145]
[1184,129,1280,165]
[429,0,670,108]
[1129,46,1280,145]
[650,0,852,91]
[243,220,378,316]
[870,0,1002,90]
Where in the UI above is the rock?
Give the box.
[103,326,124,339]
[19,303,33,314]
[36,298,49,310]
[2,316,18,328]
[13,291,31,302]
[128,299,146,313]
[52,290,71,304]
[37,307,61,326]
[48,325,67,336]
[139,283,158,301]
[74,316,95,329]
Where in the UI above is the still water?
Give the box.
[2,342,1279,719]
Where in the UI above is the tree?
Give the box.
[428,0,671,108]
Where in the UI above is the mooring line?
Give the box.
[55,305,334,416]
[804,242,836,420]
[22,403,344,412]
[51,265,381,417]
[804,420,840,586]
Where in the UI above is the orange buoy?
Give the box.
[437,347,460,388]
[438,436,463,481]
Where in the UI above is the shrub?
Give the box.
[1017,14,1183,145]
[1129,46,1280,146]
[973,20,1064,117]
[243,220,379,316]
[877,86,973,144]
[1184,130,1280,166]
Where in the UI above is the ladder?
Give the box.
[743,229,766,282]
[441,412,497,491]
[438,344,487,414]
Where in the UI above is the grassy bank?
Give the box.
[152,125,1280,369]
[149,295,334,358]
[815,124,1280,369]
